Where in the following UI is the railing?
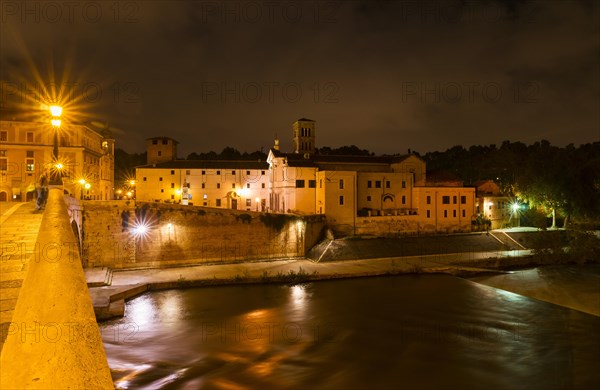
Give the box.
[0,187,114,389]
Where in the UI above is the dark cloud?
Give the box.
[1,0,598,156]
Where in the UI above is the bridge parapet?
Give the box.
[0,187,114,388]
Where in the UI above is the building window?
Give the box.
[444,210,448,218]
[462,210,466,217]
[161,189,164,193]
[246,170,251,175]
[246,183,250,188]
[186,170,190,175]
[158,151,162,156]
[386,181,390,188]
[152,139,158,145]
[320,179,323,188]
[201,183,205,189]
[453,196,457,204]
[453,210,457,217]
[402,180,406,188]
[261,170,265,175]
[171,183,175,188]
[339,195,344,205]
[171,194,175,199]
[0,150,6,157]
[246,199,251,207]
[461,196,466,204]
[0,131,7,141]
[169,170,174,175]
[367,196,371,201]
[231,170,235,175]
[26,159,34,172]
[296,180,305,188]
[367,180,372,188]
[159,177,163,181]
[217,183,221,189]
[375,181,381,188]
[232,183,236,189]
[262,183,265,188]
[339,179,344,189]
[308,180,316,188]
[216,170,220,175]
[216,199,221,207]
[442,196,450,204]
[427,210,430,218]
[26,150,34,157]
[426,195,431,205]
[402,195,406,204]
[202,170,206,175]
[0,158,7,171]
[143,177,147,181]
[162,139,168,145]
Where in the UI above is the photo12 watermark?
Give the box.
[0,1,140,24]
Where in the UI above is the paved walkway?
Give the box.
[0,202,44,348]
[88,249,533,319]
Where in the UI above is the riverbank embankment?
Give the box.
[88,228,599,320]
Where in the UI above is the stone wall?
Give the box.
[82,201,325,269]
[346,215,472,237]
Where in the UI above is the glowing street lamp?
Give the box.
[49,105,63,185]
[511,201,521,227]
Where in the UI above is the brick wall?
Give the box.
[81,201,325,269]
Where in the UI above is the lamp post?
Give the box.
[49,105,63,185]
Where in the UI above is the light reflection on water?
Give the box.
[101,271,600,389]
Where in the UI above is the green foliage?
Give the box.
[317,145,374,156]
[424,141,600,225]
[187,147,267,161]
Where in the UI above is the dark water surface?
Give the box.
[101,273,600,389]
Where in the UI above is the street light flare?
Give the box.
[49,105,63,117]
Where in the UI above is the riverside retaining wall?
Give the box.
[82,201,325,269]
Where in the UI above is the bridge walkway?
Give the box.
[0,202,44,352]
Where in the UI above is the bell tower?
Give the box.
[292,118,316,156]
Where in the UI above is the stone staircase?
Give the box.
[84,267,113,287]
[489,231,527,250]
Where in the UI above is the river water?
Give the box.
[101,269,600,389]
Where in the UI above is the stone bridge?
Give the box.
[0,188,113,388]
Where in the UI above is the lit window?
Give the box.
[26,159,34,172]
[246,199,251,207]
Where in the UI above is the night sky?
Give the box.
[1,0,598,156]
